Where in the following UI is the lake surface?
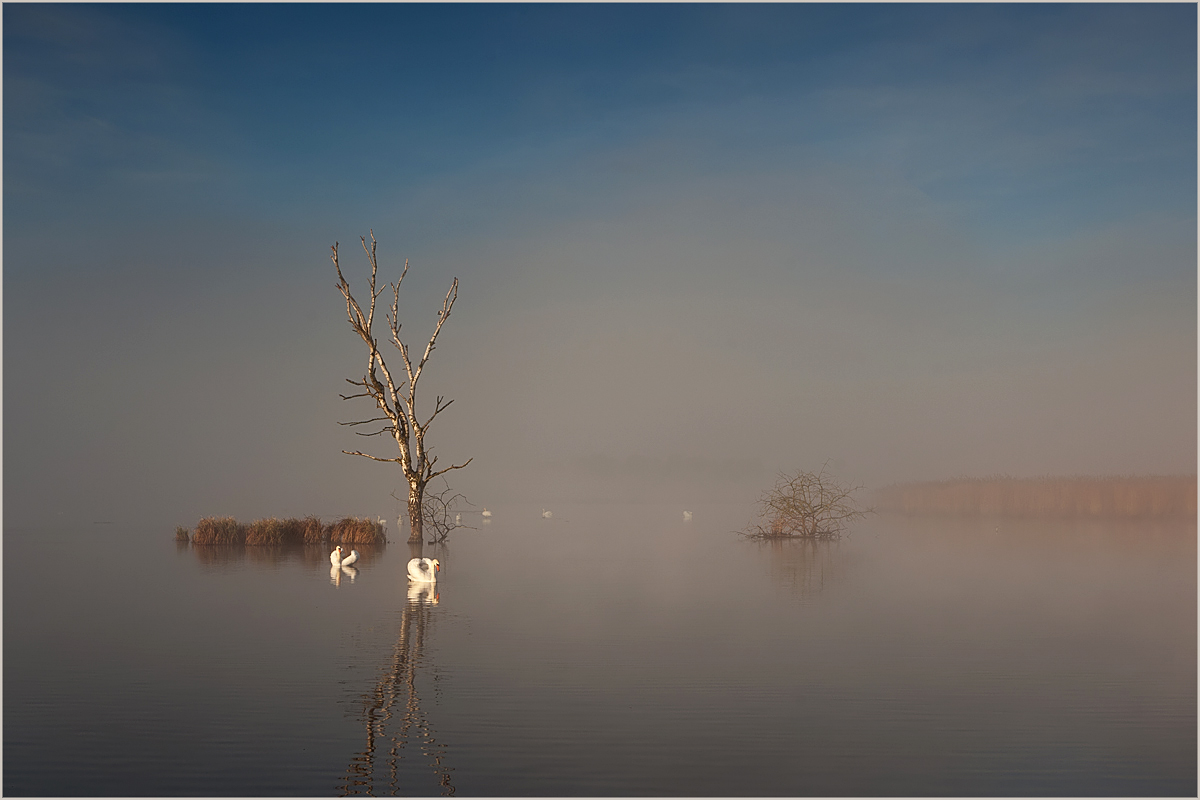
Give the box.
[4,504,1195,796]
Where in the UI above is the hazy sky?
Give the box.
[5,3,1196,528]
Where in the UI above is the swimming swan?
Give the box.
[407,557,440,582]
[330,546,344,566]
[481,508,492,518]
[339,549,360,567]
[683,510,693,521]
[542,509,553,519]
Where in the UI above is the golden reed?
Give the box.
[187,515,385,545]
[875,475,1196,518]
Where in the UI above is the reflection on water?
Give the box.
[4,508,1193,796]
[340,553,454,796]
[758,537,845,599]
[331,564,359,585]
[186,543,384,570]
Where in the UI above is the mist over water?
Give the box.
[4,505,1194,796]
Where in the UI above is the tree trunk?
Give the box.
[407,481,424,543]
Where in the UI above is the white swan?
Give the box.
[683,510,693,521]
[542,508,552,519]
[340,549,360,567]
[481,508,492,518]
[407,557,440,582]
[330,546,344,566]
[455,513,461,525]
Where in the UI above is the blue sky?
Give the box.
[5,3,1196,527]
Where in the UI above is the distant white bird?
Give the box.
[455,513,461,525]
[340,549,360,567]
[378,516,387,529]
[481,508,492,518]
[542,508,553,519]
[407,557,440,582]
[683,511,693,521]
[330,546,344,566]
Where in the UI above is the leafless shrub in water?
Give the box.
[404,479,474,544]
[742,463,871,540]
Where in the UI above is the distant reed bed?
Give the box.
[875,475,1196,518]
[185,515,385,545]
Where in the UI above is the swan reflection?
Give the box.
[330,564,359,586]
[408,581,439,605]
[341,553,453,796]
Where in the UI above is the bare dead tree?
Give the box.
[334,232,472,544]
[742,462,872,540]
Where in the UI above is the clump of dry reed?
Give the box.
[875,475,1197,518]
[245,517,302,546]
[187,514,387,545]
[327,516,386,545]
[174,526,190,543]
[301,515,325,544]
[192,516,247,545]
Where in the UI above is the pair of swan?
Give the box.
[407,557,440,582]
[541,508,552,519]
[330,546,360,567]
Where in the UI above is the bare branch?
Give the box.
[334,235,470,543]
[342,450,404,463]
[429,458,473,481]
[741,463,871,540]
[337,417,392,427]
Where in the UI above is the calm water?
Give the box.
[4,504,1195,796]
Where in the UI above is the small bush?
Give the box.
[742,464,870,540]
[192,516,247,545]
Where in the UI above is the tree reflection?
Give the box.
[761,537,843,599]
[339,548,454,796]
